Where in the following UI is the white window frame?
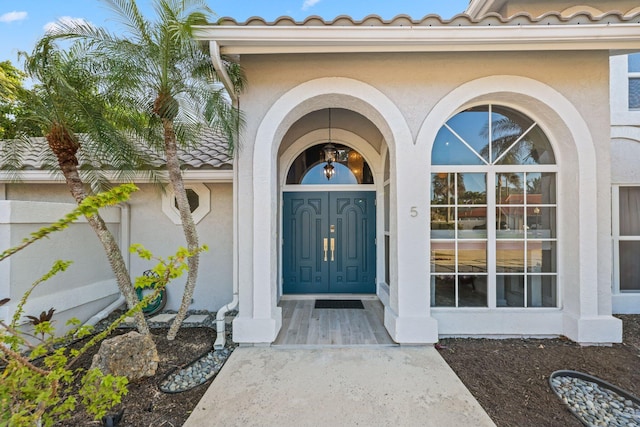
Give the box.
[430,166,558,309]
[161,183,211,225]
[628,53,640,110]
[611,54,640,125]
[612,184,640,294]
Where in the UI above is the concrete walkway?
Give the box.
[184,346,495,427]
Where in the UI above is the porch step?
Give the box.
[184,314,209,324]
[150,313,177,323]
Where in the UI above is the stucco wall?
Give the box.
[612,135,640,184]
[501,1,639,17]
[0,195,121,332]
[6,183,76,203]
[126,183,233,312]
[2,181,234,319]
[234,48,616,341]
[240,51,609,143]
[8,222,117,300]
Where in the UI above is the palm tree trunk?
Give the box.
[162,119,199,341]
[58,158,149,335]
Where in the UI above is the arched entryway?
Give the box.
[281,137,377,294]
[233,76,436,346]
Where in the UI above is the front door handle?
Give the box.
[323,238,328,262]
[330,238,335,262]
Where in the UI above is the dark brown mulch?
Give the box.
[438,315,640,427]
[58,327,217,427]
[57,316,640,427]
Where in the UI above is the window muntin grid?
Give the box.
[430,105,558,308]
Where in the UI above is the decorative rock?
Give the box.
[551,375,640,427]
[91,331,159,380]
[159,348,233,393]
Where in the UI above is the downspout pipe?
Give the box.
[214,142,240,350]
[82,202,131,329]
[213,292,238,350]
[209,41,238,104]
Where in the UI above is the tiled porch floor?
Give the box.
[273,298,396,346]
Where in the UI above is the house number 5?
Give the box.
[410,207,418,217]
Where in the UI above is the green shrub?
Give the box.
[0,184,205,425]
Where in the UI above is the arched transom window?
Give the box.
[430,105,558,309]
[286,143,374,185]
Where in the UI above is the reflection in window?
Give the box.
[430,104,558,308]
[629,54,640,110]
[430,173,488,307]
[286,144,373,185]
[617,187,640,291]
[433,105,555,166]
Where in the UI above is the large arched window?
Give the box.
[430,105,558,309]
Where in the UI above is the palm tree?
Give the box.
[432,173,466,224]
[0,38,150,334]
[50,0,244,340]
[480,115,543,166]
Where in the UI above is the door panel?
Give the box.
[283,191,376,294]
[283,193,329,293]
[330,192,376,293]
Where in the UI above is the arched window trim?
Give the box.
[430,104,559,310]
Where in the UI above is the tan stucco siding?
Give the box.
[3,182,234,312]
[6,183,76,202]
[612,132,640,183]
[240,50,610,151]
[502,1,639,17]
[8,222,115,299]
[127,183,234,311]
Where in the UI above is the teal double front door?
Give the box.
[283,191,376,294]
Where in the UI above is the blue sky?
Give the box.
[0,0,470,65]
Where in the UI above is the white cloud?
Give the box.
[302,0,321,11]
[43,16,90,34]
[0,11,27,23]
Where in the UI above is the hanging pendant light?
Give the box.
[323,108,337,180]
[323,161,335,180]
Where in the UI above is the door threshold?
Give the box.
[280,294,378,301]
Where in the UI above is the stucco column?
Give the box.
[384,141,438,343]
[232,145,282,344]
[562,137,622,344]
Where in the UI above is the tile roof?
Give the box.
[6,128,232,171]
[218,11,640,27]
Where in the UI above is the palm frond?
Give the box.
[100,0,154,44]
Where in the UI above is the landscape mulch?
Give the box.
[58,327,216,427]
[438,314,640,427]
[58,315,640,427]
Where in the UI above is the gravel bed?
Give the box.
[159,347,232,393]
[551,375,640,427]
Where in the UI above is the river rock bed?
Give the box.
[160,347,232,393]
[551,375,640,427]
